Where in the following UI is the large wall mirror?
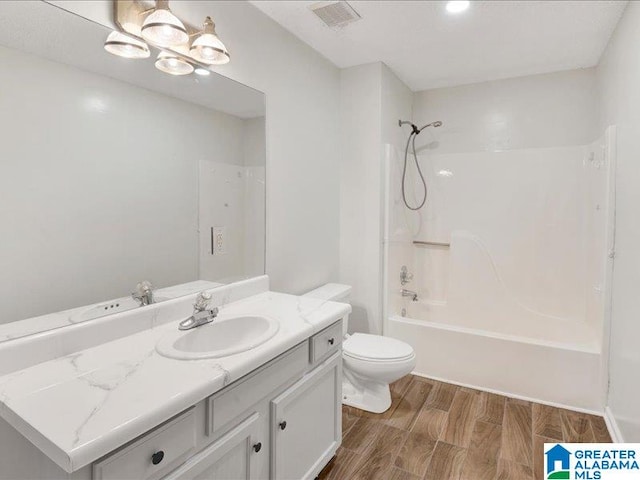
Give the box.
[0,1,266,341]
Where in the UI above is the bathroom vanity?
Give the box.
[0,277,349,480]
[0,3,348,478]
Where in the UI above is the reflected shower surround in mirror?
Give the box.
[104,0,230,77]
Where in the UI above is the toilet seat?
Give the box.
[343,333,414,362]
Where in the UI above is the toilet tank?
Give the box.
[303,283,352,336]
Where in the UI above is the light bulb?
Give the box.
[155,51,194,75]
[103,31,150,59]
[141,7,189,47]
[446,1,470,14]
[190,16,230,65]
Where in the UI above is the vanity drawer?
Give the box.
[310,321,342,364]
[93,408,196,480]
[207,342,309,435]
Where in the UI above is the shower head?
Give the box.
[398,119,443,135]
[418,120,443,132]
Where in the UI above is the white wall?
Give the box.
[596,1,640,441]
[412,68,597,154]
[0,44,250,323]
[339,62,412,334]
[339,63,383,334]
[50,0,341,295]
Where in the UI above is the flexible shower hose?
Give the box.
[402,131,428,210]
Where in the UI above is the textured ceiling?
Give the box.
[251,0,627,91]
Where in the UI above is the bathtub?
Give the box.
[387,302,604,412]
[381,134,616,413]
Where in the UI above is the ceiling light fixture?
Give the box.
[141,0,189,47]
[155,51,194,76]
[194,67,211,76]
[446,1,470,14]
[190,16,230,65]
[103,31,150,59]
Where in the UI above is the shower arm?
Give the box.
[398,119,443,134]
[398,119,420,135]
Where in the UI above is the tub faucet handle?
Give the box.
[400,266,413,286]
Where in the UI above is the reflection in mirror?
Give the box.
[0,1,266,340]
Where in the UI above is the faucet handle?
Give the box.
[194,291,212,312]
[400,266,413,285]
[132,280,154,305]
[133,280,153,295]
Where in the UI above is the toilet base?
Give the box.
[342,369,392,414]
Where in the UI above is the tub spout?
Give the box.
[401,289,418,301]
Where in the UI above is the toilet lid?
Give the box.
[343,333,414,362]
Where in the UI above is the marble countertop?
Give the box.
[0,289,350,473]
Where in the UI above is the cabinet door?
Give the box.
[271,352,342,480]
[163,413,264,480]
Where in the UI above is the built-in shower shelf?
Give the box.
[413,240,450,247]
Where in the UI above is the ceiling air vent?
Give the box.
[310,1,361,28]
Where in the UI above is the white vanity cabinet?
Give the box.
[166,320,342,480]
[0,320,343,480]
[162,412,263,480]
[271,353,341,480]
[168,350,341,480]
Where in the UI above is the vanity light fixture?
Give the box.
[106,0,231,77]
[141,0,189,48]
[103,30,150,59]
[155,50,194,76]
[190,16,230,65]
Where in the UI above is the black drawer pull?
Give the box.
[151,451,165,465]
[279,421,287,430]
[328,338,335,345]
[253,442,262,453]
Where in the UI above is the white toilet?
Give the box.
[304,283,416,413]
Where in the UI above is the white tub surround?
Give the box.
[0,276,350,475]
[384,126,616,413]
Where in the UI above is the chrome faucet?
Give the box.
[178,291,219,330]
[132,280,154,306]
[401,289,418,301]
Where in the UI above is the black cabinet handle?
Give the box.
[279,421,287,430]
[253,442,262,453]
[151,451,165,465]
[328,338,335,345]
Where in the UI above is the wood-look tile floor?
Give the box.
[318,375,611,480]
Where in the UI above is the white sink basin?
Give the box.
[156,314,280,360]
